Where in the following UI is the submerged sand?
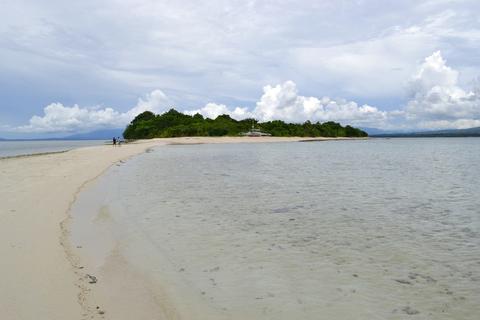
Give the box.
[0,136,346,320]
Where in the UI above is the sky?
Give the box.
[1,0,480,138]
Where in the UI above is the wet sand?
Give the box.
[67,138,480,320]
[0,136,349,320]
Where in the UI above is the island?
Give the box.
[123,109,368,139]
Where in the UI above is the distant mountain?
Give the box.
[430,127,480,136]
[372,127,480,137]
[62,128,124,140]
[360,127,401,135]
[0,129,124,141]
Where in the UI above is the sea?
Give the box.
[0,140,107,158]
[70,138,480,320]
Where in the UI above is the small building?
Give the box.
[240,124,271,137]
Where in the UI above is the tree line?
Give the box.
[123,109,368,139]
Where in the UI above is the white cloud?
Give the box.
[17,103,123,133]
[288,7,480,103]
[185,103,252,120]
[185,81,389,128]
[183,52,479,130]
[186,81,388,126]
[409,51,459,97]
[2,0,480,118]
[12,51,480,134]
[253,81,388,127]
[126,89,169,118]
[417,119,480,130]
[405,51,480,128]
[16,90,169,133]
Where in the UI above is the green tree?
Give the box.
[123,109,368,139]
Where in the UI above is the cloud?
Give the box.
[16,90,169,133]
[185,103,252,120]
[289,8,480,100]
[184,52,479,130]
[416,119,480,129]
[18,103,123,133]
[185,81,389,128]
[12,51,480,134]
[405,51,480,129]
[253,81,388,126]
[2,0,480,121]
[126,89,170,118]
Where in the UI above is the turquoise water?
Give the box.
[0,140,106,158]
[71,138,480,319]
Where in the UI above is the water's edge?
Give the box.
[67,139,480,320]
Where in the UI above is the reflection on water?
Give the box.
[72,138,480,319]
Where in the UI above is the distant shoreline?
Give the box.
[0,138,109,142]
[0,140,107,158]
[0,149,69,160]
[371,134,480,138]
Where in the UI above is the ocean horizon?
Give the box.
[0,140,108,158]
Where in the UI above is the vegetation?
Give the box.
[123,109,368,139]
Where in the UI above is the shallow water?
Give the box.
[71,138,480,319]
[0,140,105,158]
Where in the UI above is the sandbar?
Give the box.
[0,136,359,319]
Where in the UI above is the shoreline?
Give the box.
[0,140,108,159]
[67,137,479,320]
[0,139,168,319]
[0,149,70,160]
[0,136,358,319]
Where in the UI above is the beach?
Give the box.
[4,1,480,319]
[0,136,337,320]
[2,136,478,320]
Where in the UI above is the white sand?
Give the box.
[0,139,168,319]
[0,136,356,319]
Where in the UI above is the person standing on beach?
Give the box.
[113,137,116,146]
